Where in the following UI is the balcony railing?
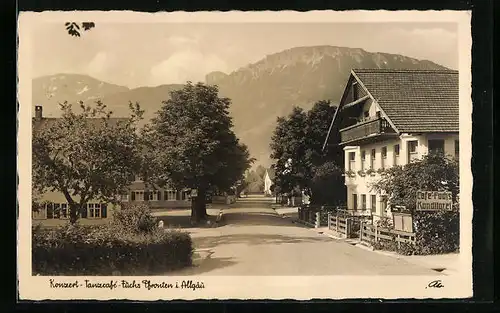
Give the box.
[340,117,394,144]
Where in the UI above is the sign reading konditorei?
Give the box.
[416,191,453,211]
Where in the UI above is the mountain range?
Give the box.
[32,45,449,167]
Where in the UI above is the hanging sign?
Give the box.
[416,190,453,211]
[191,189,198,197]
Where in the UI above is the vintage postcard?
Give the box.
[17,10,473,300]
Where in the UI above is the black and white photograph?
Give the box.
[17,10,473,300]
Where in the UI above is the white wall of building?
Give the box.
[343,133,459,217]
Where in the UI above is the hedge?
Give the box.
[32,204,194,275]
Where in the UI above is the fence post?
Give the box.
[397,234,401,249]
[360,221,364,242]
[328,213,331,229]
[374,223,378,242]
[315,211,320,228]
[346,218,351,238]
[336,215,339,232]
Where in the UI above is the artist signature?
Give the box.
[426,280,444,289]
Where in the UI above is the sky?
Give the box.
[32,22,458,88]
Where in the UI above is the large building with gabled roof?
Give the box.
[323,69,459,219]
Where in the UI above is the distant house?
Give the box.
[31,105,191,222]
[263,168,275,196]
[323,69,459,220]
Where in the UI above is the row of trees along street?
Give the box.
[32,82,254,224]
[269,100,346,206]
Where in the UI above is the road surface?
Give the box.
[171,195,441,276]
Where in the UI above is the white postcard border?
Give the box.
[17,10,473,300]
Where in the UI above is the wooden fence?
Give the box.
[326,212,414,244]
[297,205,342,228]
[359,221,415,248]
[328,214,351,238]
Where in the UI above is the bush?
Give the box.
[32,217,194,275]
[111,203,158,234]
[412,208,460,255]
[371,236,415,255]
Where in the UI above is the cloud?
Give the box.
[380,27,458,68]
[149,49,228,85]
[167,35,199,48]
[86,52,110,76]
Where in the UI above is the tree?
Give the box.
[147,82,254,222]
[270,107,308,196]
[243,169,265,194]
[255,165,267,179]
[310,161,345,206]
[370,153,460,211]
[65,22,95,37]
[270,100,344,202]
[32,101,144,224]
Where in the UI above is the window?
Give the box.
[360,151,366,170]
[166,190,177,201]
[54,203,61,219]
[46,203,54,219]
[363,111,369,120]
[88,203,95,218]
[132,191,144,201]
[370,149,376,169]
[94,203,101,218]
[381,147,387,169]
[407,140,419,162]
[61,203,68,219]
[371,195,377,213]
[352,194,358,211]
[361,194,367,210]
[120,194,129,202]
[348,152,356,171]
[428,139,445,155]
[147,191,159,201]
[455,140,459,159]
[88,203,102,218]
[394,144,400,165]
[380,196,388,216]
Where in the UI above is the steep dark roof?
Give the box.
[352,69,459,132]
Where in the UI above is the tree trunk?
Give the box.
[191,188,208,223]
[69,203,80,224]
[61,189,79,224]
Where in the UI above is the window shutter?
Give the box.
[81,204,88,218]
[157,190,161,201]
[176,191,181,200]
[131,192,135,201]
[102,204,107,218]
[144,191,149,201]
[47,203,54,219]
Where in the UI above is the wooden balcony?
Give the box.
[340,117,396,145]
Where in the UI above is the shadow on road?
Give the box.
[193,233,334,250]
[155,214,219,229]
